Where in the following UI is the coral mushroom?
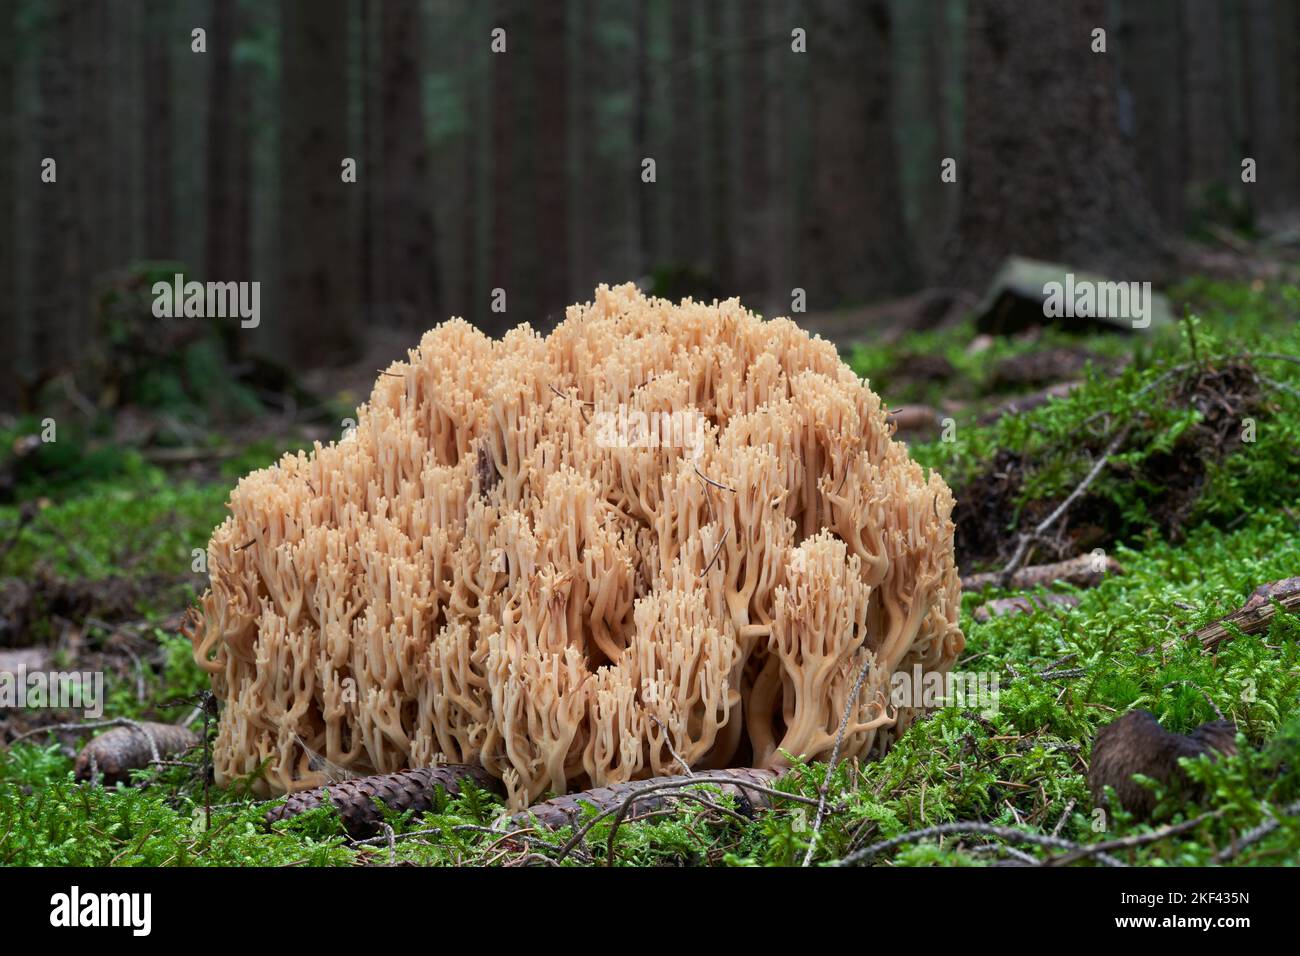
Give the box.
[190,284,964,807]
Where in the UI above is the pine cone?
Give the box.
[74,722,200,785]
[265,765,503,838]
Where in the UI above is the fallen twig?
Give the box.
[836,821,1124,867]
[1044,812,1219,866]
[963,553,1121,593]
[802,652,874,866]
[1213,799,1300,864]
[998,427,1130,587]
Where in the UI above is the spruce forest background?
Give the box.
[2,0,1299,394]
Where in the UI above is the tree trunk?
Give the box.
[0,0,17,406]
[945,0,1168,289]
[1241,0,1289,221]
[206,0,251,286]
[634,0,653,277]
[1118,0,1186,230]
[802,0,915,306]
[488,0,516,335]
[533,0,568,324]
[1182,0,1231,211]
[142,0,172,258]
[33,0,80,384]
[668,0,705,274]
[707,0,733,292]
[734,1,773,307]
[280,0,357,365]
[373,0,440,330]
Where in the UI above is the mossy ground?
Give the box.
[2,279,1297,866]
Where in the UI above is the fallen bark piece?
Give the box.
[1192,576,1300,652]
[509,768,780,830]
[886,404,942,432]
[963,553,1122,593]
[1089,710,1237,819]
[973,592,1079,623]
[265,765,504,838]
[74,721,200,785]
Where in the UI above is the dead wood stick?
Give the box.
[1188,577,1300,652]
[973,592,1079,623]
[886,404,941,432]
[1044,812,1218,867]
[963,553,1122,593]
[802,653,875,866]
[836,821,1123,867]
[529,769,794,862]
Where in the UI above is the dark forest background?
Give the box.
[2,0,1299,410]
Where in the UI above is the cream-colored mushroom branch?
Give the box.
[189,283,964,808]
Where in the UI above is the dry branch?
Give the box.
[509,767,782,833]
[1189,577,1300,652]
[963,553,1122,593]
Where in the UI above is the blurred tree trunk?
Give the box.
[634,0,652,276]
[1118,0,1186,230]
[918,0,956,271]
[206,0,251,286]
[465,1,488,320]
[0,0,16,406]
[668,0,704,274]
[534,0,568,323]
[945,0,1168,288]
[570,0,596,297]
[488,0,516,334]
[1183,0,1231,211]
[707,0,733,291]
[76,0,111,316]
[734,1,773,307]
[1241,0,1290,220]
[374,0,440,330]
[358,0,375,325]
[280,0,357,364]
[142,0,173,258]
[802,0,914,305]
[33,0,80,382]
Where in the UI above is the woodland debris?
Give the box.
[978,381,1082,425]
[962,553,1122,593]
[1088,710,1237,819]
[992,349,1094,390]
[74,721,200,785]
[508,767,781,831]
[972,257,1172,336]
[0,647,50,673]
[973,593,1079,623]
[0,568,160,645]
[1188,577,1300,652]
[265,765,504,839]
[886,404,942,432]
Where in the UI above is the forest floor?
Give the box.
[1,277,1298,866]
